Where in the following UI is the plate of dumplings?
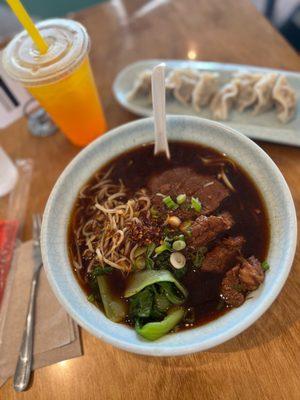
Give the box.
[113,59,300,146]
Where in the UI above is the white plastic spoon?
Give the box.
[151,63,170,159]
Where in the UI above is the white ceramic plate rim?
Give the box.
[113,59,300,147]
[41,116,297,356]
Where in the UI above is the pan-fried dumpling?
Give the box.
[234,72,263,83]
[192,73,219,111]
[210,81,239,120]
[174,76,198,105]
[233,73,262,112]
[272,75,296,123]
[127,70,152,102]
[166,68,201,89]
[166,69,201,104]
[253,73,277,115]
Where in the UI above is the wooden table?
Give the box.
[1,0,300,398]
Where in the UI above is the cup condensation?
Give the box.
[2,19,107,146]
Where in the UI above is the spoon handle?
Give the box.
[151,63,170,159]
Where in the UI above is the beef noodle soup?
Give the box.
[68,142,269,341]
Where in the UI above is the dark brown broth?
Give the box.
[68,142,269,329]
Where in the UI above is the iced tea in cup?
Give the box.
[2,18,107,146]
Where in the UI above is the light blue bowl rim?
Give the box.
[41,115,297,356]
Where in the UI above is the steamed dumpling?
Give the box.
[210,81,239,120]
[192,73,219,111]
[233,73,262,112]
[253,73,278,115]
[272,75,296,123]
[166,69,201,104]
[127,70,152,102]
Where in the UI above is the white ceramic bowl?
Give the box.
[41,116,297,356]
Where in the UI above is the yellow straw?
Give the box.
[6,0,48,54]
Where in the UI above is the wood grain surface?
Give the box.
[1,0,299,399]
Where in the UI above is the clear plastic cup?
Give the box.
[2,18,107,146]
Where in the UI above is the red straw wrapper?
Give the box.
[0,220,19,305]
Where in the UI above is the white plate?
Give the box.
[113,59,300,147]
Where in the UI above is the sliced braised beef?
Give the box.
[147,167,230,214]
[221,256,265,307]
[188,212,234,248]
[220,266,245,307]
[238,256,264,290]
[201,236,245,273]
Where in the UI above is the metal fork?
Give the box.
[13,214,43,392]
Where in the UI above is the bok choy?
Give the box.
[136,307,185,341]
[97,276,126,322]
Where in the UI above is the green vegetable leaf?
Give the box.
[144,243,156,270]
[135,307,185,341]
[146,243,156,257]
[261,260,270,271]
[155,251,171,270]
[159,282,186,305]
[145,258,154,270]
[155,242,172,255]
[90,265,113,280]
[154,290,171,312]
[124,270,188,299]
[129,287,154,318]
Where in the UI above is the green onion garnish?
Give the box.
[163,195,179,210]
[176,194,186,205]
[172,240,186,251]
[261,260,270,271]
[150,206,159,219]
[191,197,202,212]
[155,243,172,254]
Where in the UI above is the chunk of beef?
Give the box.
[220,266,245,307]
[202,236,245,273]
[221,256,265,307]
[238,256,264,290]
[188,212,234,248]
[148,167,229,214]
